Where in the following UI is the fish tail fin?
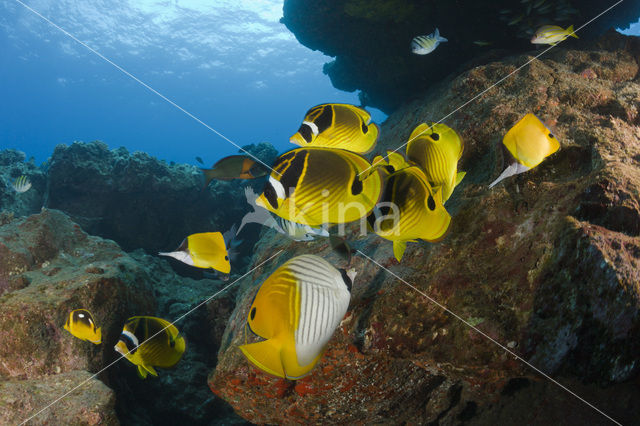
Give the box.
[455,171,466,187]
[393,240,408,262]
[201,168,217,188]
[435,28,448,42]
[239,338,285,379]
[567,25,578,38]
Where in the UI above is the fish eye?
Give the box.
[361,122,368,134]
[431,133,440,141]
[250,307,256,321]
[427,195,436,211]
[224,255,229,261]
[548,133,554,138]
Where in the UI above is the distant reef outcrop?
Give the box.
[282,0,640,113]
[209,30,640,423]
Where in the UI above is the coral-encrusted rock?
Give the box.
[209,32,640,423]
[282,0,640,113]
[46,141,274,254]
[0,209,156,379]
[0,370,118,425]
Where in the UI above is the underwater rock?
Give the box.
[46,141,276,255]
[0,149,46,217]
[208,31,640,423]
[282,0,640,113]
[0,370,118,425]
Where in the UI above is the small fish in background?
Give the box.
[114,316,186,379]
[406,123,466,204]
[12,175,31,193]
[158,232,231,273]
[329,234,355,265]
[195,156,204,165]
[531,25,578,45]
[63,309,101,344]
[275,216,329,242]
[411,28,447,55]
[255,148,382,226]
[489,113,560,188]
[472,40,493,47]
[239,255,354,380]
[367,161,451,262]
[508,14,524,26]
[290,103,379,154]
[201,155,270,186]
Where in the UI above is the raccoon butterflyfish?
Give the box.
[371,151,410,175]
[406,123,466,203]
[63,309,102,344]
[158,232,231,273]
[488,113,560,189]
[255,147,382,227]
[114,316,186,379]
[239,255,354,380]
[531,25,578,45]
[201,155,270,186]
[367,165,451,261]
[290,104,379,154]
[411,28,447,55]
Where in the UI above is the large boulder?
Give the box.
[282,0,640,113]
[208,31,640,423]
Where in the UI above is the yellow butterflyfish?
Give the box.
[290,104,379,154]
[255,147,382,226]
[159,232,231,274]
[63,309,101,344]
[489,113,560,188]
[406,122,466,203]
[239,255,353,380]
[367,166,451,261]
[114,316,186,379]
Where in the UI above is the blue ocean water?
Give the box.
[0,0,386,166]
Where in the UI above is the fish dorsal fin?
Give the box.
[393,240,408,262]
[238,337,286,379]
[409,123,431,142]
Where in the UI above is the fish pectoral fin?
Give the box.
[238,338,286,379]
[393,240,408,262]
[488,162,531,188]
[455,171,466,187]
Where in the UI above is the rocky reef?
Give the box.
[0,209,246,424]
[282,0,640,113]
[208,31,640,423]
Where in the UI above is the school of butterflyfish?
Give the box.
[62,99,561,381]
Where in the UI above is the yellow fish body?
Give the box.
[64,309,102,344]
[489,113,560,188]
[114,316,186,379]
[531,25,578,45]
[239,255,353,380]
[406,123,466,203]
[255,147,382,226]
[290,104,379,154]
[159,232,231,273]
[367,164,451,261]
